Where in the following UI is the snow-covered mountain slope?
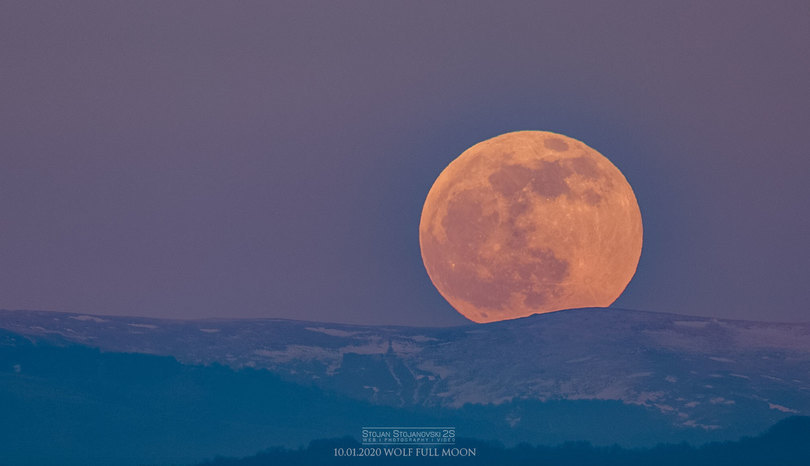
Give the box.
[2,308,809,431]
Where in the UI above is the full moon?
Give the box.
[419,131,643,323]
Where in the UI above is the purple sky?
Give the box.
[1,1,808,325]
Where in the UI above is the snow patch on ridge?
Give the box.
[306,327,361,337]
[768,403,799,413]
[70,315,108,323]
[128,323,158,329]
[709,356,735,363]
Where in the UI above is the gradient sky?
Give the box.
[1,1,808,325]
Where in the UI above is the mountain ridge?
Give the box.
[3,306,810,327]
[2,307,809,434]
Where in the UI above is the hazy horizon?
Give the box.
[4,305,809,326]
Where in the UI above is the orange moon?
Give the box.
[419,131,643,323]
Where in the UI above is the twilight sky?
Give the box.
[1,1,808,325]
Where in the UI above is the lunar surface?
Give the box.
[419,131,643,323]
